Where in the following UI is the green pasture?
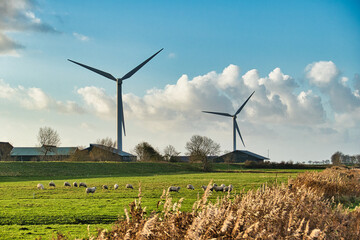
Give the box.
[0,162,314,239]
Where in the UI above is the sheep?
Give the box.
[168,186,180,192]
[86,187,96,194]
[49,181,55,187]
[64,182,71,187]
[37,183,44,190]
[224,184,233,192]
[201,185,213,191]
[220,184,226,188]
[102,185,108,190]
[79,182,87,188]
[73,182,78,187]
[187,184,195,190]
[114,184,119,190]
[213,185,224,192]
[125,184,134,189]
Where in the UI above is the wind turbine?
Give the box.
[68,48,163,152]
[202,91,255,151]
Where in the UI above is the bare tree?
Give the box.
[331,151,343,165]
[163,145,180,162]
[185,135,220,171]
[134,142,163,162]
[37,126,61,157]
[96,137,116,148]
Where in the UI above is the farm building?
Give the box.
[76,144,136,162]
[212,150,269,163]
[10,145,78,161]
[0,142,13,161]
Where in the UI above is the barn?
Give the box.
[77,144,136,162]
[10,146,78,161]
[212,150,269,163]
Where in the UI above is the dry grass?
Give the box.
[61,167,360,239]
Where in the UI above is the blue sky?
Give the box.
[0,0,359,162]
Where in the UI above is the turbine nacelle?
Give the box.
[202,91,255,150]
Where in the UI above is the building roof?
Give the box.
[233,150,269,160]
[11,147,78,156]
[88,144,135,157]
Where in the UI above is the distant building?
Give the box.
[212,150,269,163]
[0,142,13,161]
[10,146,78,161]
[78,144,136,162]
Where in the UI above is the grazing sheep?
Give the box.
[201,185,213,191]
[37,183,44,190]
[224,184,233,192]
[73,182,78,187]
[187,184,195,190]
[213,185,224,192]
[79,182,87,188]
[220,184,226,188]
[64,182,71,187]
[168,186,181,192]
[49,181,55,187]
[86,187,96,194]
[125,184,133,189]
[114,184,119,190]
[102,185,108,190]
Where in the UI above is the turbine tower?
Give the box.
[68,48,163,152]
[202,91,255,151]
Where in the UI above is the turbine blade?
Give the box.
[202,111,232,117]
[68,59,117,81]
[235,120,245,147]
[120,94,126,136]
[235,91,255,116]
[120,48,163,81]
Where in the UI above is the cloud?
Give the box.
[73,32,89,42]
[77,86,116,118]
[0,0,57,55]
[306,61,339,87]
[306,61,360,113]
[0,79,84,114]
[168,53,176,59]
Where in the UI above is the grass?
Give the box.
[0,161,315,239]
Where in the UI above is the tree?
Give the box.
[37,126,61,157]
[134,142,163,162]
[96,137,116,148]
[185,135,220,171]
[163,145,180,162]
[331,151,343,165]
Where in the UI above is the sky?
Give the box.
[0,0,359,162]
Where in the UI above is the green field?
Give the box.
[0,162,313,239]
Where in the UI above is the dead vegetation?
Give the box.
[61,167,360,239]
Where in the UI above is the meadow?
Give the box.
[0,162,312,239]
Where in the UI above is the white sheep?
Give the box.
[49,181,55,187]
[125,184,133,189]
[220,184,226,188]
[73,182,78,187]
[86,187,96,194]
[102,185,108,190]
[213,185,224,192]
[114,184,119,190]
[64,182,71,187]
[187,184,195,190]
[79,182,87,188]
[168,186,180,192]
[37,183,44,190]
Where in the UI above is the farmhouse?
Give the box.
[0,142,13,161]
[10,145,78,161]
[212,150,269,163]
[77,144,136,162]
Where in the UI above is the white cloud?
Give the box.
[77,86,116,118]
[306,61,339,87]
[73,32,89,42]
[168,52,176,58]
[0,79,84,114]
[0,0,57,55]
